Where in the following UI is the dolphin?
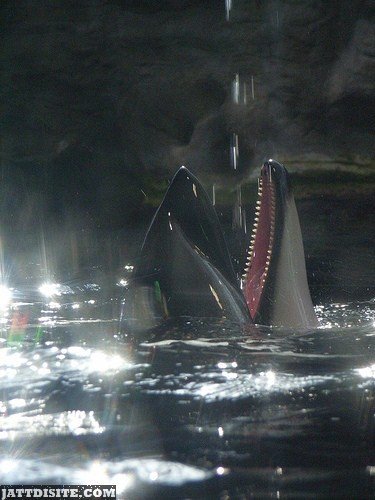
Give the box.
[123,166,251,333]
[242,159,318,328]
[123,160,318,332]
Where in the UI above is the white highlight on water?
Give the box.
[0,285,12,310]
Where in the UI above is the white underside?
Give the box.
[270,196,318,328]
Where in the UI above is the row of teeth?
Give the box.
[265,185,276,286]
[242,177,276,286]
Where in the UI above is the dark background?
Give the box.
[0,0,374,294]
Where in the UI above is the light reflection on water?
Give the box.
[0,275,373,497]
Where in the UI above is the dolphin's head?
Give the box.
[123,166,251,335]
[242,159,318,328]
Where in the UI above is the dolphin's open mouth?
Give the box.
[242,163,276,319]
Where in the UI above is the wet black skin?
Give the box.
[123,167,251,334]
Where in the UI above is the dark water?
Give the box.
[0,198,374,498]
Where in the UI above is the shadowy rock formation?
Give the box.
[1,0,374,226]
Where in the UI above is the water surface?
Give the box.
[0,199,374,498]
